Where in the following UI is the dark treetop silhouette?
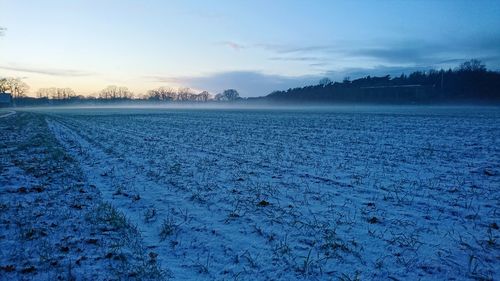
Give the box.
[253,60,500,104]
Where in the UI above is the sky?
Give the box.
[1,0,499,97]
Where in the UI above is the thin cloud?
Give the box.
[146,71,320,97]
[258,34,500,68]
[348,47,426,64]
[143,75,176,84]
[256,43,338,54]
[0,64,95,77]
[0,27,6,36]
[309,62,329,67]
[438,58,468,64]
[268,56,325,62]
[219,41,245,51]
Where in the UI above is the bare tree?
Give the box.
[146,87,177,101]
[177,87,194,101]
[459,59,486,72]
[0,77,29,98]
[146,87,213,102]
[99,85,133,99]
[61,88,76,99]
[215,89,240,101]
[0,78,8,93]
[36,87,54,99]
[196,91,212,102]
[37,87,76,99]
[319,77,332,87]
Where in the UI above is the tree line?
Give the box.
[256,59,500,104]
[3,59,499,106]
[0,78,242,106]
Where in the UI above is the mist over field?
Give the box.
[1,1,500,280]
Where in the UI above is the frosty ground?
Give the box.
[1,106,499,280]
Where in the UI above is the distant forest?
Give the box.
[1,59,499,106]
[0,79,242,106]
[253,59,500,104]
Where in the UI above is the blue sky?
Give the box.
[1,0,499,97]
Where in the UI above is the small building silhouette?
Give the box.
[0,92,13,107]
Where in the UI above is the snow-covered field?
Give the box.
[1,106,499,280]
